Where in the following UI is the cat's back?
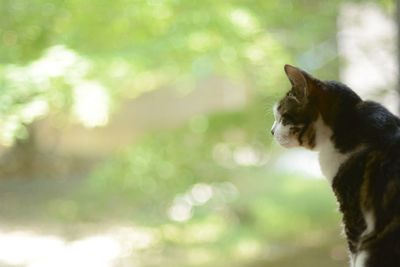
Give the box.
[332,132,400,266]
[360,142,400,267]
[355,100,400,148]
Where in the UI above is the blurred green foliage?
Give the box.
[0,0,395,266]
[80,102,269,220]
[0,0,354,144]
[67,101,340,267]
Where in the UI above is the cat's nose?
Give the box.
[271,122,276,135]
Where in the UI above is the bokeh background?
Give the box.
[0,0,397,266]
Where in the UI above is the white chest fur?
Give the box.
[352,251,368,267]
[313,117,348,182]
[314,117,372,267]
[318,142,348,182]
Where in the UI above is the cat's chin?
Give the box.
[275,139,299,148]
[280,143,299,149]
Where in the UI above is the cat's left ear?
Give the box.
[284,64,312,98]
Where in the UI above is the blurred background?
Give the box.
[0,0,397,266]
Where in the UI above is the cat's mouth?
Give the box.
[271,123,298,148]
[275,138,290,147]
[274,136,297,148]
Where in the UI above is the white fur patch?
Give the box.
[362,211,375,237]
[353,251,368,267]
[271,106,360,182]
[350,253,355,267]
[313,116,363,183]
[271,104,299,148]
[350,212,373,267]
[313,117,348,182]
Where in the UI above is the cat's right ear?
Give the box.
[284,64,308,98]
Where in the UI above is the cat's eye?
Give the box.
[282,113,295,124]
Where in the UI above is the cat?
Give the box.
[271,64,400,267]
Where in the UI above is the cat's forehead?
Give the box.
[277,91,303,114]
[276,90,319,123]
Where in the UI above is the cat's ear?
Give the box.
[284,64,310,98]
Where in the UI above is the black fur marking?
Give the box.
[297,123,309,146]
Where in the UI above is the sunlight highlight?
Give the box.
[168,198,193,222]
[0,225,157,267]
[191,183,213,205]
[233,145,260,166]
[1,45,110,144]
[167,182,239,222]
[73,81,110,128]
[229,8,259,35]
[29,45,90,83]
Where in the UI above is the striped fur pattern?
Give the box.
[272,65,400,267]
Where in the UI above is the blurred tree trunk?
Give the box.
[13,123,38,175]
[397,0,400,113]
[0,123,39,178]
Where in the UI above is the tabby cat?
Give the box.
[271,65,400,267]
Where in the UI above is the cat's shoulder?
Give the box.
[355,100,400,144]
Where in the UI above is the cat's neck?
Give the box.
[313,117,346,182]
[314,116,361,182]
[317,141,351,183]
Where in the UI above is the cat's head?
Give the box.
[271,65,327,150]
